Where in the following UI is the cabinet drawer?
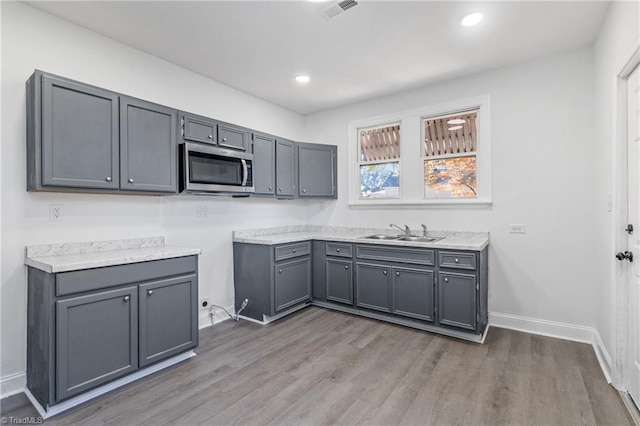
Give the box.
[274,242,311,261]
[218,124,248,151]
[56,256,198,297]
[356,245,434,266]
[325,243,352,258]
[183,114,216,145]
[439,251,477,270]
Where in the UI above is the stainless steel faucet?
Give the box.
[390,223,411,236]
[421,224,428,236]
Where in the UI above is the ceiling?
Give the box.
[26,1,610,115]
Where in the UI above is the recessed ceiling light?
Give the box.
[448,126,463,131]
[461,12,483,27]
[295,75,310,84]
[447,118,466,125]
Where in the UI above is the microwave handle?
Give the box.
[241,159,248,187]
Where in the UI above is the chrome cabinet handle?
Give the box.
[345,265,349,269]
[208,134,213,139]
[454,258,459,263]
[223,137,227,142]
[383,270,387,275]
[123,295,130,302]
[279,187,283,192]
[148,290,153,295]
[302,189,306,193]
[444,277,449,282]
[128,178,134,184]
[336,248,340,252]
[396,272,400,276]
[293,249,297,253]
[269,186,273,190]
[105,177,112,182]
[279,269,283,273]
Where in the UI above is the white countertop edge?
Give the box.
[25,247,202,273]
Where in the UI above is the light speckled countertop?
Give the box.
[233,226,489,251]
[25,237,201,273]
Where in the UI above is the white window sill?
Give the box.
[348,199,492,209]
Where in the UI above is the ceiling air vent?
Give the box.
[318,0,359,20]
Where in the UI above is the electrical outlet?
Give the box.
[196,205,208,219]
[49,204,64,221]
[320,202,326,211]
[200,298,211,310]
[509,224,526,234]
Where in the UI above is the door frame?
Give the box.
[612,38,640,391]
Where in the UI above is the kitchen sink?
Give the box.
[396,236,444,242]
[363,234,401,240]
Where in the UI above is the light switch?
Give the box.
[509,224,526,234]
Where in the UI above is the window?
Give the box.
[358,123,400,199]
[423,110,478,199]
[348,96,491,207]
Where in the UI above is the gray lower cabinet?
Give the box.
[138,275,198,367]
[252,133,276,195]
[233,242,311,321]
[355,263,392,313]
[297,143,337,198]
[56,286,138,401]
[326,258,353,305]
[438,271,477,331]
[392,267,434,322]
[274,257,312,312]
[27,256,198,409]
[120,97,177,193]
[275,139,295,197]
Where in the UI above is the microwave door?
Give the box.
[182,143,254,194]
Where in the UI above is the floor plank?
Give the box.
[0,307,633,425]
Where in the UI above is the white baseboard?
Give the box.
[1,371,26,399]
[198,304,235,329]
[489,311,612,383]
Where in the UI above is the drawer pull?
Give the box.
[383,270,387,275]
[396,272,400,276]
[279,269,283,274]
[148,290,153,296]
[454,258,459,263]
[105,176,112,182]
[345,265,349,270]
[444,277,449,283]
[293,249,297,253]
[208,134,213,139]
[123,295,130,302]
[336,248,340,252]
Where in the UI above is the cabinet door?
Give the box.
[298,143,336,198]
[41,75,119,189]
[355,263,391,313]
[274,257,311,312]
[252,134,276,195]
[139,275,198,367]
[438,272,477,331]
[56,286,138,401]
[392,267,434,322]
[182,113,217,144]
[218,124,249,151]
[326,258,353,305]
[275,139,295,197]
[120,97,177,193]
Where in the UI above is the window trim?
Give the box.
[348,95,492,207]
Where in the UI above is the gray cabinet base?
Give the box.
[25,350,195,419]
[311,300,489,344]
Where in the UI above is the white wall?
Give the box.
[0,2,308,393]
[304,48,598,330]
[593,1,640,370]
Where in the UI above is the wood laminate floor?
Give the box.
[1,307,634,425]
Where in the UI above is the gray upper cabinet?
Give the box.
[31,73,119,190]
[252,133,276,195]
[355,262,392,313]
[120,97,177,193]
[218,124,249,151]
[138,275,198,367]
[438,271,477,331]
[181,113,217,145]
[297,143,337,198]
[275,139,295,197]
[56,286,138,401]
[392,267,434,322]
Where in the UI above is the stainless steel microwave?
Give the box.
[179,143,254,195]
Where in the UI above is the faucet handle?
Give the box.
[421,224,428,236]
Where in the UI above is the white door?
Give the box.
[627,64,640,408]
